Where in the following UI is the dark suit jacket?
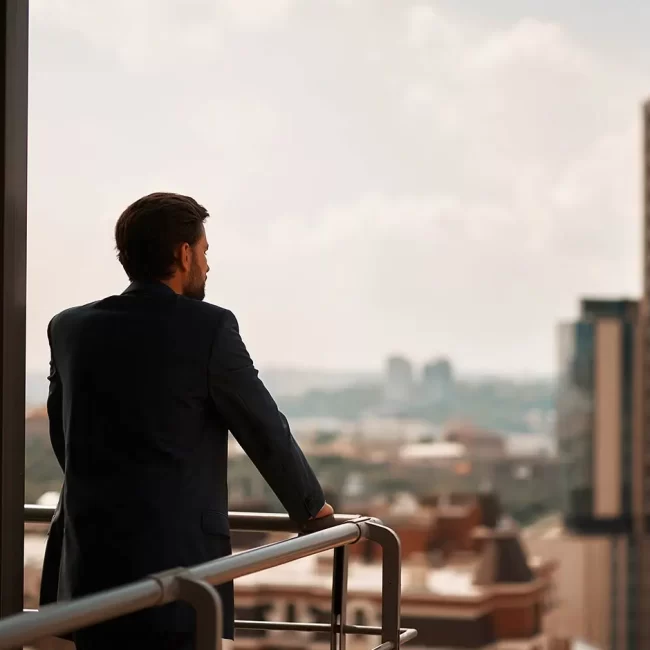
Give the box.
[39,281,325,649]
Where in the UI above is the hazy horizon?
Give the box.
[25,364,557,408]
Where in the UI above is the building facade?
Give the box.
[556,298,640,650]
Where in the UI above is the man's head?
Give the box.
[115,192,210,300]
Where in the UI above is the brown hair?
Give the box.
[115,192,209,282]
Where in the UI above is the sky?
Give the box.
[25,0,650,377]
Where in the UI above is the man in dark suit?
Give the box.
[39,192,333,649]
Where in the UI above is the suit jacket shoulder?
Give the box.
[174,295,230,323]
[48,300,101,334]
[50,295,233,337]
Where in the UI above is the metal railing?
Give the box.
[2,504,419,650]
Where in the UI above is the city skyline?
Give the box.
[26,0,650,376]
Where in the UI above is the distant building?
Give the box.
[25,406,49,438]
[384,355,414,405]
[421,358,454,403]
[391,426,559,518]
[443,422,506,459]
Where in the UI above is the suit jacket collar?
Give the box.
[122,281,177,297]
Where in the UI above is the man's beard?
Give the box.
[183,261,206,301]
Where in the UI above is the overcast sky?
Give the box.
[26,0,650,377]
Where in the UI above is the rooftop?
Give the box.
[399,441,467,461]
[522,513,564,540]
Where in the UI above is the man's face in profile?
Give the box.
[184,233,209,301]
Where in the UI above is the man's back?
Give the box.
[55,282,229,517]
[45,283,235,647]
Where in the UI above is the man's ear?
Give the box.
[175,242,192,273]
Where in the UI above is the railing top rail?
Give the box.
[1,519,367,648]
[23,504,367,533]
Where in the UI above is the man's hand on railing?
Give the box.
[299,502,335,534]
[313,502,334,519]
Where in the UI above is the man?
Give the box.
[39,192,333,649]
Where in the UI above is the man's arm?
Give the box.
[208,310,330,524]
[47,319,65,472]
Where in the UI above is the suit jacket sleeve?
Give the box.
[208,309,325,524]
[47,318,65,472]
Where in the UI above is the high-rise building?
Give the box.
[384,355,414,405]
[556,298,640,650]
[421,358,454,403]
[557,298,638,532]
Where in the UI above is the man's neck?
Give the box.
[160,277,184,296]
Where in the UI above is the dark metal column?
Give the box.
[330,546,349,650]
[0,0,28,620]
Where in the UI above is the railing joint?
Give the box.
[148,566,190,606]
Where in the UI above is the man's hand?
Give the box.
[312,502,334,519]
[299,502,335,535]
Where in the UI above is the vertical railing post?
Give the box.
[0,0,28,625]
[330,546,349,650]
[151,568,224,650]
[362,522,401,650]
[176,576,223,650]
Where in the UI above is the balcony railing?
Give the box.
[0,505,418,650]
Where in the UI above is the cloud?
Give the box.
[221,0,295,29]
[31,0,223,66]
[406,4,459,50]
[30,0,295,68]
[470,18,591,73]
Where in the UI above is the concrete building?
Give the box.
[524,514,630,650]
